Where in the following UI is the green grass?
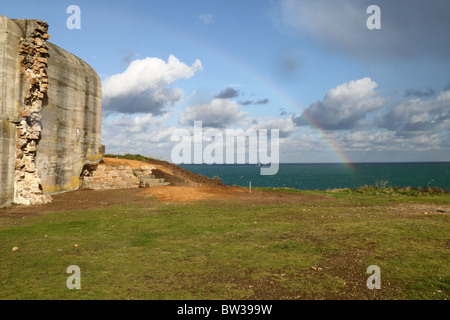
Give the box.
[103,153,156,163]
[0,190,449,300]
[255,186,450,205]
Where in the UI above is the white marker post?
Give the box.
[249,181,252,194]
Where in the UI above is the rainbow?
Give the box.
[143,19,355,171]
[212,50,356,172]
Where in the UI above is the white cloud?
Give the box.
[336,130,443,153]
[102,113,178,159]
[179,98,249,128]
[103,55,202,98]
[250,116,299,138]
[199,13,214,24]
[376,89,450,135]
[298,77,386,130]
[102,55,202,115]
[106,113,170,133]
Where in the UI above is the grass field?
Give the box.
[0,188,449,300]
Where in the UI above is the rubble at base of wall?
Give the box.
[80,165,154,190]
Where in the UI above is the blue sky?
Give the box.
[3,0,450,163]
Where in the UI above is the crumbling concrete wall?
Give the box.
[0,16,25,208]
[0,119,16,208]
[0,16,102,207]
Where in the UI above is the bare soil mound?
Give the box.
[101,157,223,187]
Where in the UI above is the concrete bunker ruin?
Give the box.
[0,16,103,207]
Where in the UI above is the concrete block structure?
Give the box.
[0,16,103,207]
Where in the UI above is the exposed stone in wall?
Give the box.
[80,164,170,190]
[14,20,52,205]
[80,165,141,190]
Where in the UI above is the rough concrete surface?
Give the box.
[0,16,102,207]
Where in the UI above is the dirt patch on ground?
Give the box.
[144,185,240,202]
[144,185,328,204]
[0,185,328,220]
[0,188,150,220]
[317,248,396,299]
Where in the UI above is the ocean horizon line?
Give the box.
[179,162,450,190]
[180,161,450,166]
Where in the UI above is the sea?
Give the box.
[179,162,450,190]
